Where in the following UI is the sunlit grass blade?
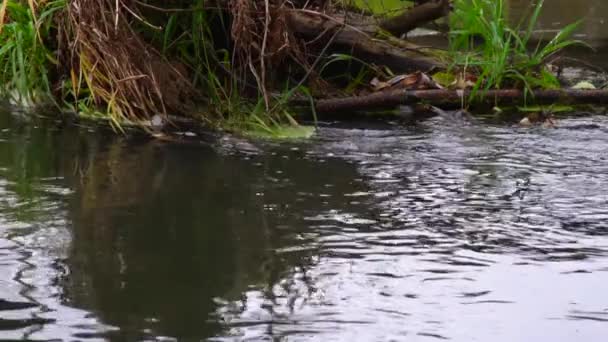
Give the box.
[0,0,8,34]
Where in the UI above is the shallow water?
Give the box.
[510,0,608,44]
[508,0,608,67]
[0,106,608,341]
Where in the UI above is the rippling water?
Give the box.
[0,106,607,341]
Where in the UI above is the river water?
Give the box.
[1,106,608,341]
[509,0,608,44]
[1,2,608,342]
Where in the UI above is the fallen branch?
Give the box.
[310,88,608,113]
[380,0,452,37]
[286,10,444,73]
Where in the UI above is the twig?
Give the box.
[260,0,271,110]
[118,0,162,30]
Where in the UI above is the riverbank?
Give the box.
[1,0,605,138]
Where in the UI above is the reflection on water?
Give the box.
[509,0,608,44]
[509,0,608,67]
[61,129,363,341]
[0,106,608,341]
[0,109,365,340]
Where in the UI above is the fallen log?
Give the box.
[286,10,445,73]
[380,0,452,37]
[310,88,608,113]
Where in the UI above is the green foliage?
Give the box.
[346,0,411,15]
[0,0,65,104]
[432,71,456,88]
[320,53,375,94]
[244,124,316,139]
[142,0,312,137]
[0,0,309,138]
[450,0,583,95]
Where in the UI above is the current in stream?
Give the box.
[1,1,608,341]
[1,107,608,341]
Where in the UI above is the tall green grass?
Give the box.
[450,0,583,94]
[0,0,65,105]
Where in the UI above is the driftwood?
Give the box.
[286,10,445,73]
[310,88,608,113]
[380,0,452,37]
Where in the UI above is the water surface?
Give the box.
[0,106,607,341]
[1,2,608,340]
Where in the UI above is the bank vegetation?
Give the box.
[0,0,604,136]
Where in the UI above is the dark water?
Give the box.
[510,0,608,45]
[1,106,608,341]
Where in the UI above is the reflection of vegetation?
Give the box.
[56,132,362,339]
[0,111,73,223]
[0,107,364,339]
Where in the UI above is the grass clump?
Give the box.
[0,0,311,136]
[449,0,583,94]
[0,0,65,105]
[139,0,311,137]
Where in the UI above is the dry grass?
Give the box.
[58,0,194,126]
[229,0,309,109]
[0,0,347,131]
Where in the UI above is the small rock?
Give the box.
[151,114,164,128]
[519,117,532,127]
